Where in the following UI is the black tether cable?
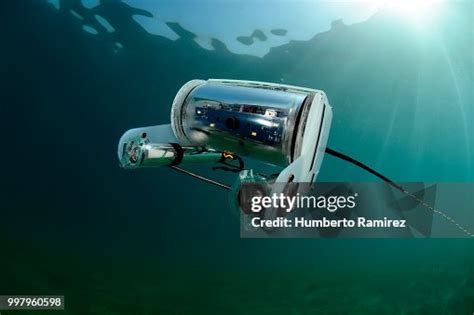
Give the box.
[325,147,405,193]
[325,147,474,237]
[169,165,231,190]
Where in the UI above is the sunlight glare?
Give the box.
[372,0,442,26]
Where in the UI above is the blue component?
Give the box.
[195,106,283,145]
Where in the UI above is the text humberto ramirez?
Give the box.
[249,192,406,229]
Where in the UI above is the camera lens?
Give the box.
[225,116,240,129]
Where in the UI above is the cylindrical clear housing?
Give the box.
[171,80,313,166]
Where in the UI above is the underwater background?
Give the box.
[1,0,473,314]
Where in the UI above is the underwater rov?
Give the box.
[117,79,474,236]
[119,79,331,182]
[118,79,333,218]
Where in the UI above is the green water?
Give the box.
[1,1,473,314]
